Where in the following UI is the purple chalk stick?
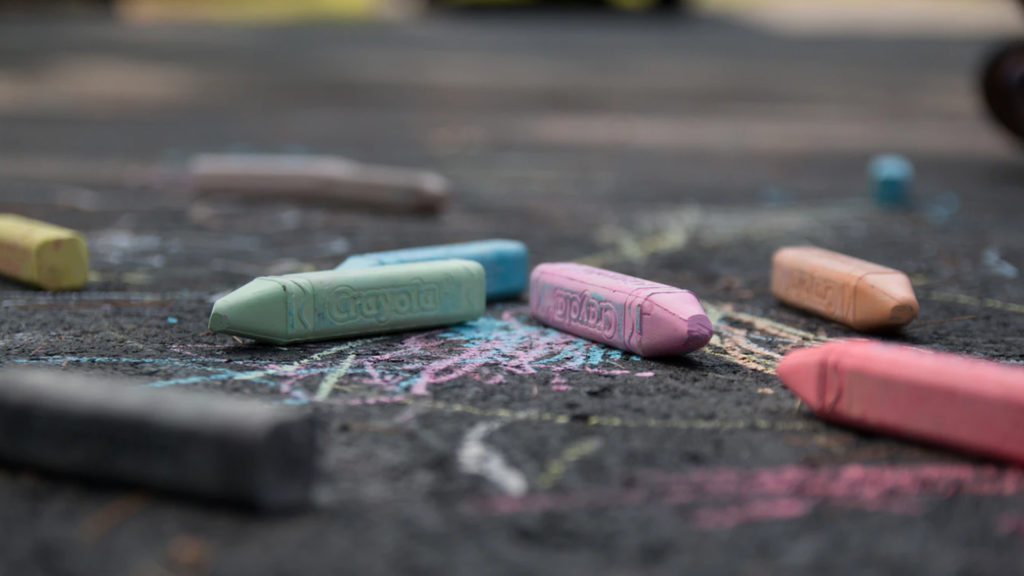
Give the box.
[529,263,712,357]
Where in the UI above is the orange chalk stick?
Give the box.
[778,340,1024,465]
[771,246,918,331]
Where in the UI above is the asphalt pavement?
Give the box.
[1,10,1024,575]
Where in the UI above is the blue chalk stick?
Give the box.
[868,154,914,208]
[338,239,529,301]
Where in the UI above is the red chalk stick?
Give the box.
[777,340,1024,464]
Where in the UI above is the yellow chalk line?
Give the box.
[704,341,777,375]
[717,325,784,360]
[714,304,823,343]
[576,226,693,268]
[573,203,863,271]
[928,292,1024,315]
[575,250,628,268]
[119,0,377,23]
[400,399,816,432]
[535,437,605,491]
[575,225,693,268]
[703,301,824,375]
[314,353,356,401]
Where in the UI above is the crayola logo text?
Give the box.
[328,281,442,324]
[551,288,618,339]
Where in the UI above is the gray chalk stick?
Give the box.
[0,368,316,511]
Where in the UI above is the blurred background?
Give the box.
[4,5,1024,572]
[1,0,1022,283]
[1,0,1017,29]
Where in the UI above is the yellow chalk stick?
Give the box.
[0,214,89,291]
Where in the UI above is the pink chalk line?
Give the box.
[470,463,1024,531]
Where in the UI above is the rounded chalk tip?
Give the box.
[420,173,451,194]
[888,304,917,326]
[413,174,451,212]
[854,273,919,330]
[685,314,714,351]
[209,311,230,333]
[776,347,825,406]
[638,292,712,356]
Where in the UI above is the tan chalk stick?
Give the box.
[771,246,918,331]
[188,153,449,213]
[0,213,89,291]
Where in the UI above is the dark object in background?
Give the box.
[0,368,317,511]
[982,41,1024,144]
[981,0,1024,144]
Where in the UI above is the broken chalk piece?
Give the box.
[0,368,316,511]
[210,259,485,345]
[338,239,528,301]
[188,153,450,213]
[778,340,1024,465]
[529,262,712,357]
[868,154,913,208]
[771,246,918,332]
[0,213,89,291]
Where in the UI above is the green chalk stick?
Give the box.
[209,259,485,344]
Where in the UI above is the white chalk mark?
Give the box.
[314,353,355,401]
[234,338,380,382]
[457,422,529,496]
[982,247,1019,279]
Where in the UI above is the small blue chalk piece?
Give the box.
[868,154,914,208]
[338,239,528,301]
[167,316,178,324]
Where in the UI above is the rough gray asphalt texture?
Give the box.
[2,11,1024,575]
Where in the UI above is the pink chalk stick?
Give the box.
[529,263,712,357]
[778,340,1024,465]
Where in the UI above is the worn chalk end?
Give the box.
[208,279,289,343]
[776,346,826,409]
[639,292,712,356]
[854,272,919,330]
[685,314,714,351]
[209,311,231,333]
[35,235,89,291]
